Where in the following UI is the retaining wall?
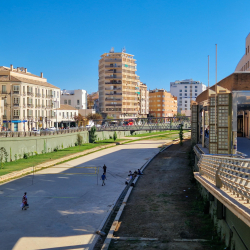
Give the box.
[0,130,158,162]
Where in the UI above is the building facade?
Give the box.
[56,104,78,128]
[149,89,177,117]
[170,79,206,116]
[61,89,87,110]
[0,65,60,131]
[139,83,149,117]
[235,33,250,72]
[0,99,3,130]
[98,48,142,119]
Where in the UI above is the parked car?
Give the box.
[32,129,40,134]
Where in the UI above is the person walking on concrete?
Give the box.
[103,164,107,174]
[100,173,107,186]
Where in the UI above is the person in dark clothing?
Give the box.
[103,164,107,174]
[100,173,107,186]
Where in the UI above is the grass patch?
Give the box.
[126,130,179,137]
[0,139,124,176]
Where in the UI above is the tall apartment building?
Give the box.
[149,89,177,117]
[139,83,149,117]
[0,65,60,131]
[170,79,206,116]
[98,48,142,119]
[61,89,87,109]
[235,33,250,72]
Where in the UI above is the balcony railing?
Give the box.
[27,104,34,108]
[105,93,122,95]
[105,87,122,90]
[3,115,7,119]
[23,105,26,108]
[42,94,45,98]
[22,92,26,96]
[104,59,122,62]
[35,93,41,97]
[42,105,45,108]
[0,91,7,94]
[13,91,20,94]
[106,104,122,106]
[13,116,20,119]
[105,65,122,68]
[105,82,122,84]
[13,103,19,107]
[105,76,122,79]
[27,92,34,96]
[105,98,122,101]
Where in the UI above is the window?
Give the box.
[195,93,197,96]
[23,98,25,104]
[77,100,80,105]
[64,100,67,104]
[13,85,20,92]
[179,94,182,96]
[2,85,6,93]
[179,90,182,92]
[185,86,187,88]
[185,94,187,96]
[195,90,197,92]
[23,110,25,117]
[13,109,20,116]
[185,101,187,103]
[68,100,71,105]
[195,86,197,88]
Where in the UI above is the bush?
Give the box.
[179,124,183,146]
[34,151,38,155]
[77,133,83,146]
[113,131,117,141]
[89,126,97,143]
[23,153,28,159]
[54,147,58,152]
[0,147,8,169]
[109,135,112,139]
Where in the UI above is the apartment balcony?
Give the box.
[105,76,122,79]
[35,93,41,97]
[46,105,53,108]
[105,87,122,90]
[105,93,122,96]
[105,82,122,84]
[13,91,20,95]
[104,59,122,62]
[105,98,122,101]
[0,91,7,95]
[23,104,26,108]
[22,92,26,96]
[27,104,34,108]
[105,71,122,74]
[106,104,122,107]
[105,65,122,68]
[13,116,20,119]
[36,105,41,108]
[27,92,34,97]
[3,115,7,119]
[42,105,45,108]
[27,115,33,119]
[47,95,53,98]
[13,103,20,107]
[42,94,45,98]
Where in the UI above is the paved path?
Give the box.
[0,139,169,250]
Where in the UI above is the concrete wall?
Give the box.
[0,129,157,161]
[0,131,89,161]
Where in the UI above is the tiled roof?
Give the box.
[58,104,78,110]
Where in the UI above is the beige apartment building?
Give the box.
[0,65,60,131]
[139,83,149,118]
[149,89,177,117]
[98,48,145,119]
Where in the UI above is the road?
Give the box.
[0,139,168,250]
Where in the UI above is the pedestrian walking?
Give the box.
[21,192,29,210]
[103,164,107,174]
[100,173,107,186]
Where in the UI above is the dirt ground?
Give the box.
[109,139,226,250]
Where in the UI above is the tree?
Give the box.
[87,113,103,125]
[113,131,117,141]
[179,124,183,146]
[76,133,83,145]
[0,147,8,169]
[74,114,87,127]
[89,126,97,143]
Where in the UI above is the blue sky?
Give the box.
[0,0,250,93]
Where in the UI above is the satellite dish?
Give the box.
[109,47,114,53]
[122,46,126,53]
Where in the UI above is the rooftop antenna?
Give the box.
[109,47,114,53]
[122,46,126,53]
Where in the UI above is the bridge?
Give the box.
[92,116,191,131]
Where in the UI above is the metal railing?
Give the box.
[197,154,250,203]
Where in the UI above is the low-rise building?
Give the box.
[149,89,177,117]
[0,65,60,131]
[0,99,3,130]
[61,89,87,110]
[56,104,78,128]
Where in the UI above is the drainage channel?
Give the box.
[93,143,175,250]
[93,178,134,250]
